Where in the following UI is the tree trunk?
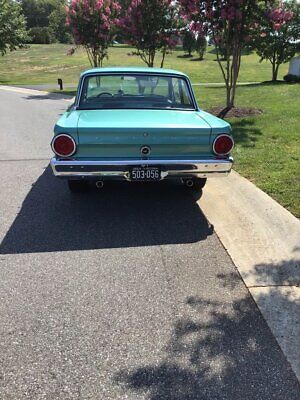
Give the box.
[271,63,276,81]
[214,33,243,118]
[271,51,278,81]
[85,47,94,68]
[219,83,234,119]
[92,49,98,68]
[149,49,155,67]
[272,63,280,81]
[217,42,242,118]
[226,83,231,109]
[146,49,155,67]
[230,49,241,108]
[160,47,166,68]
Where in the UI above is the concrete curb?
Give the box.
[0,85,74,102]
[200,171,300,380]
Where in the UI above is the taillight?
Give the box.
[51,134,76,157]
[213,134,234,156]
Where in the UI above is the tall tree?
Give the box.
[120,0,179,68]
[195,35,207,60]
[253,0,300,81]
[179,0,261,114]
[0,0,29,55]
[21,0,58,29]
[21,0,70,43]
[182,30,196,56]
[48,3,71,43]
[66,0,121,67]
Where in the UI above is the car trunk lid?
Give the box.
[76,109,212,159]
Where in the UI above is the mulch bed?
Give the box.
[206,106,263,118]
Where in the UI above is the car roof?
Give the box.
[81,67,188,78]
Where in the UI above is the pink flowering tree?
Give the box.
[66,0,121,67]
[253,1,300,81]
[120,0,179,68]
[179,0,260,114]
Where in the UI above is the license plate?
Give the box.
[130,166,161,181]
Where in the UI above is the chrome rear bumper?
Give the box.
[50,157,233,179]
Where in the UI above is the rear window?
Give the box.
[78,74,195,110]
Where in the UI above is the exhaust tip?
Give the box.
[96,180,104,189]
[185,179,194,188]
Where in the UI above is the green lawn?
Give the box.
[0,44,299,217]
[0,43,290,85]
[196,84,300,217]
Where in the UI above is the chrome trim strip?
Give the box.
[50,157,233,179]
[51,157,233,166]
[51,171,230,179]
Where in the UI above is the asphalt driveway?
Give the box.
[0,87,299,399]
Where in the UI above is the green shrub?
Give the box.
[48,6,72,44]
[182,31,196,56]
[195,36,207,60]
[29,27,51,44]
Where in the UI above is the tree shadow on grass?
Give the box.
[242,80,287,87]
[208,48,253,56]
[230,119,262,148]
[177,54,194,59]
[0,166,213,254]
[115,261,300,399]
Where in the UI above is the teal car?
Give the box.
[50,67,234,192]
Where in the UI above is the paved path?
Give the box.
[10,81,261,91]
[0,87,299,399]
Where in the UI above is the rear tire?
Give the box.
[68,180,88,193]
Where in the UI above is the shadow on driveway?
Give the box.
[23,92,74,101]
[115,268,300,399]
[0,166,213,254]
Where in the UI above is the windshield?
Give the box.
[78,74,195,110]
